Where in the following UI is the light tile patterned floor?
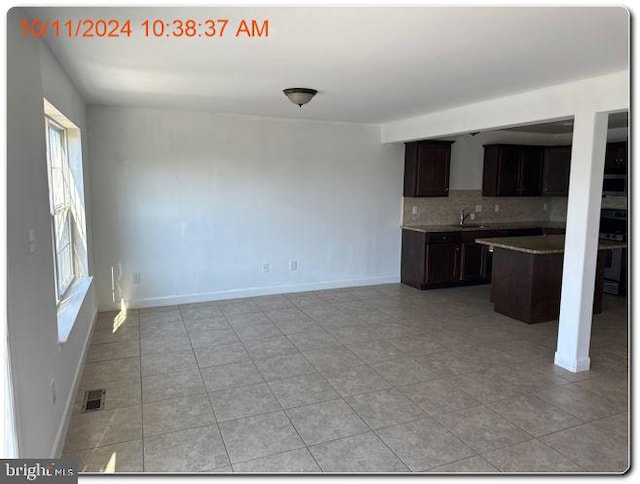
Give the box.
[62,284,628,473]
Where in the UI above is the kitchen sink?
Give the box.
[459,223,489,229]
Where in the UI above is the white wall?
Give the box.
[6,8,96,457]
[88,106,404,309]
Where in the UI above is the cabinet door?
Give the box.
[425,242,459,284]
[415,142,451,197]
[604,142,627,174]
[403,143,420,196]
[400,229,427,288]
[519,147,543,195]
[497,146,521,196]
[542,147,571,196]
[460,242,484,281]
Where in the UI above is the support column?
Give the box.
[554,110,609,372]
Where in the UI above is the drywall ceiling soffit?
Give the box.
[501,111,628,135]
[29,6,628,124]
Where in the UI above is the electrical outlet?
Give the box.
[470,213,475,221]
[262,263,270,273]
[50,379,56,406]
[494,204,500,213]
[475,205,482,213]
[289,260,298,272]
[132,272,141,284]
[26,229,36,254]
[412,206,418,215]
[543,203,548,211]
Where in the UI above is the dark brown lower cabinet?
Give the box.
[402,229,493,289]
[402,229,461,289]
[401,227,546,290]
[490,248,604,323]
[425,242,459,285]
[460,242,485,281]
[400,229,428,289]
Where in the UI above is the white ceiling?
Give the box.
[31,6,628,124]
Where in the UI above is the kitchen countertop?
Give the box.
[475,234,627,254]
[402,221,565,233]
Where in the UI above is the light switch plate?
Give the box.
[27,229,36,254]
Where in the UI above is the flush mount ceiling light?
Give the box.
[283,88,318,107]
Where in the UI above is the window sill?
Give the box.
[57,276,93,344]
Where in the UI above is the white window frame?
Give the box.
[45,116,75,302]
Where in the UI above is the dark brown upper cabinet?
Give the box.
[542,146,571,196]
[519,147,545,195]
[604,141,627,174]
[482,144,543,197]
[403,140,453,197]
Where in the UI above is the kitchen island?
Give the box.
[475,234,626,324]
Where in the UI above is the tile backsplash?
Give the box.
[403,190,568,226]
[403,191,626,226]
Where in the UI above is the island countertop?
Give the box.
[475,234,626,254]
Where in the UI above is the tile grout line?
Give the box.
[136,311,145,472]
[229,301,375,471]
[424,454,497,473]
[275,298,420,472]
[225,299,339,471]
[337,391,415,472]
[214,307,280,470]
[530,410,629,470]
[181,304,235,472]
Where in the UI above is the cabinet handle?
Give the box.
[454,247,460,278]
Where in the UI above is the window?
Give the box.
[43,100,91,341]
[45,117,75,299]
[43,100,90,317]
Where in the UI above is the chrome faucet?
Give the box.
[459,209,471,226]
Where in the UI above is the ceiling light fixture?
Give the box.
[283,88,318,107]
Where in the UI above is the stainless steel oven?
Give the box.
[599,209,627,296]
[603,174,627,197]
[602,248,625,295]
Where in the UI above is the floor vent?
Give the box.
[82,389,105,412]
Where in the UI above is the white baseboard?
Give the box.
[98,275,400,311]
[50,311,98,458]
[554,352,591,373]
